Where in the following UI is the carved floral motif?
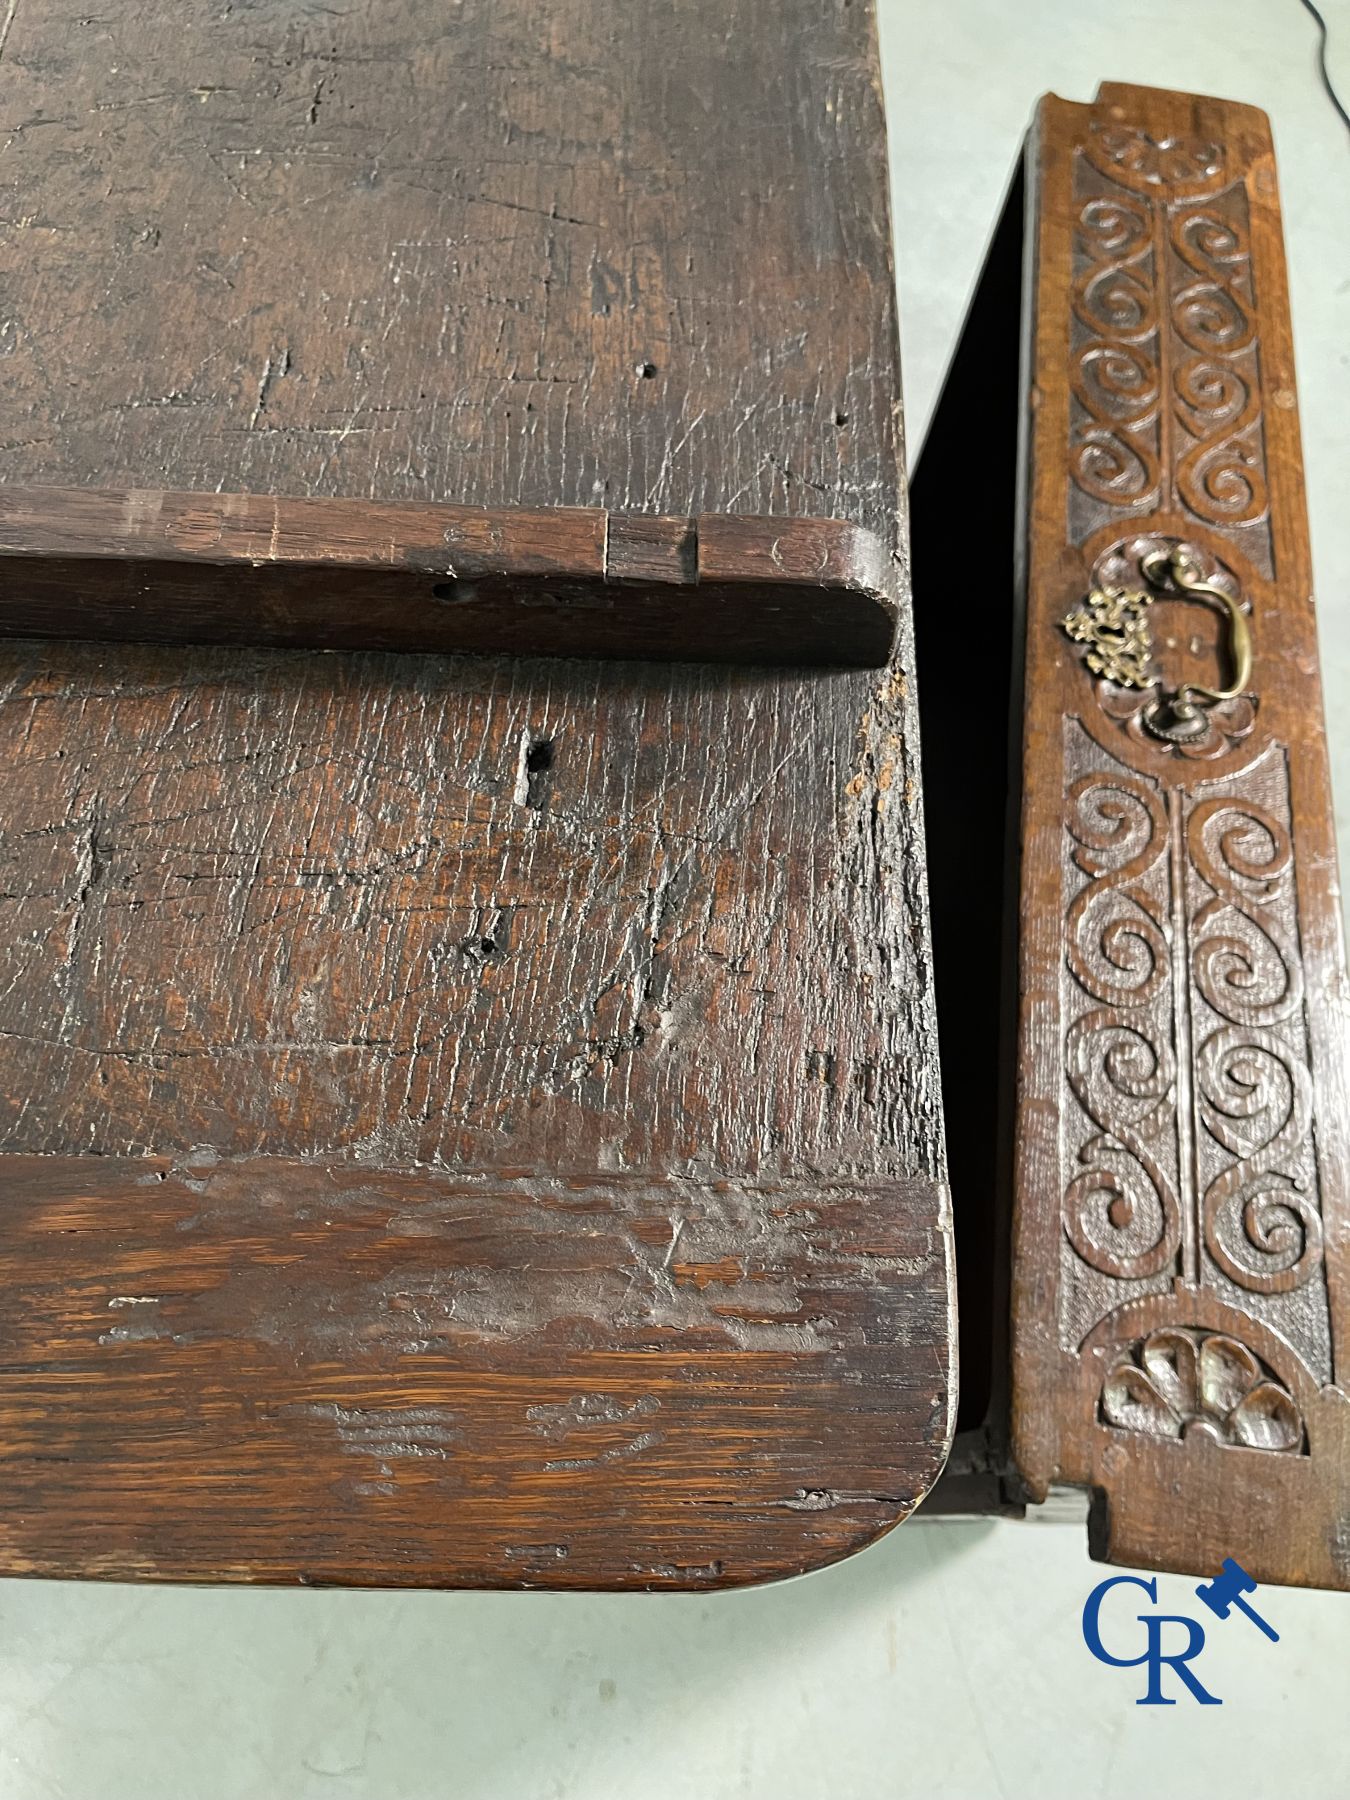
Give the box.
[1094,681,1255,761]
[1101,1327,1304,1452]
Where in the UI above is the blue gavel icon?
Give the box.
[1194,1558,1279,1643]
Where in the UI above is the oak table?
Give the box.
[0,0,953,1587]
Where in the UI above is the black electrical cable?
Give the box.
[1299,0,1350,136]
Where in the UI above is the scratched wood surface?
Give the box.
[0,0,953,1586]
[1010,85,1350,1589]
[0,487,901,666]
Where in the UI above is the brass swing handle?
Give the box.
[1062,542,1253,738]
[1137,543,1252,712]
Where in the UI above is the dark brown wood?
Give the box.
[0,1156,946,1587]
[0,0,951,1588]
[1009,84,1350,1589]
[0,487,899,666]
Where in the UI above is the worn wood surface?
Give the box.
[1011,83,1350,1588]
[0,488,900,666]
[0,0,952,1587]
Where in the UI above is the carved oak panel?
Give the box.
[1013,84,1350,1590]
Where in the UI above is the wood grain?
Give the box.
[0,1156,948,1588]
[0,0,952,1587]
[0,487,900,666]
[1010,83,1350,1590]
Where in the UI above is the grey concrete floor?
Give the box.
[2,4,1348,1796]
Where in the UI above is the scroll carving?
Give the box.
[1060,735,1329,1381]
[1063,772,1181,1279]
[1070,195,1161,510]
[1062,752,1181,1286]
[1188,787,1324,1301]
[1021,84,1347,1585]
[1171,208,1268,532]
[1059,113,1327,1385]
[1069,122,1272,572]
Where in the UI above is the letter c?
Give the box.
[1082,1573,1158,1667]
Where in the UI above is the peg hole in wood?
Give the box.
[457,935,503,968]
[515,734,556,810]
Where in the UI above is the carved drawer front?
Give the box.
[1011,84,1350,1588]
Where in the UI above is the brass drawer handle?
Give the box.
[1138,543,1252,709]
[1063,541,1252,743]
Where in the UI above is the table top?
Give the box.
[0,0,952,1588]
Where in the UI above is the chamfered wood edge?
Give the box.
[1005,81,1350,1590]
[0,487,899,668]
[0,1155,957,1591]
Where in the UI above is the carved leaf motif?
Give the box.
[1140,1327,1199,1411]
[1101,1361,1182,1438]
[1100,1327,1305,1452]
[1229,1381,1303,1452]
[1198,1330,1260,1416]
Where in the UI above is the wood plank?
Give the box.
[1010,82,1350,1589]
[0,1156,945,1588]
[0,0,951,1587]
[0,488,899,666]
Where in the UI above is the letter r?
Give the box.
[1137,1614,1221,1706]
